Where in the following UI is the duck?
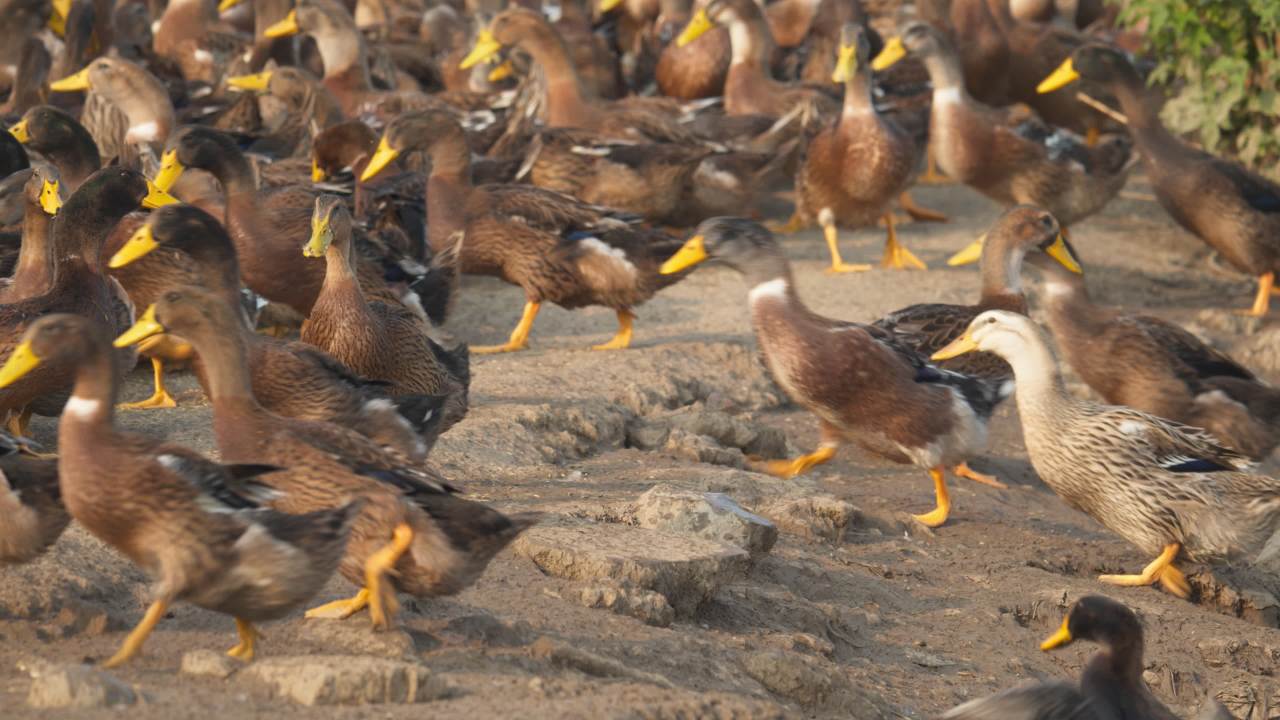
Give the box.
[0,313,359,666]
[651,0,731,100]
[0,429,64,564]
[116,287,537,629]
[361,109,691,353]
[1039,45,1280,317]
[0,38,51,118]
[460,7,700,144]
[783,22,927,273]
[934,310,1280,597]
[301,195,469,441]
[224,66,347,159]
[674,0,838,118]
[108,205,443,458]
[873,22,1132,230]
[1026,244,1279,461]
[9,105,102,192]
[944,595,1176,720]
[150,125,413,318]
[0,128,28,182]
[152,0,251,84]
[0,167,174,437]
[0,166,62,304]
[48,56,176,171]
[660,217,1012,526]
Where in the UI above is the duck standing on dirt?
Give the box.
[0,314,360,667]
[661,217,1011,527]
[935,311,1280,598]
[1039,45,1280,317]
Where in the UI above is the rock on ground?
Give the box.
[634,483,778,557]
[577,583,675,627]
[241,656,451,706]
[22,661,136,708]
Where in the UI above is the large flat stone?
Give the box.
[634,484,777,557]
[23,661,136,708]
[511,518,750,616]
[240,656,450,705]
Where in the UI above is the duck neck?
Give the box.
[424,132,474,254]
[726,10,776,75]
[187,242,251,325]
[922,49,969,104]
[317,236,368,313]
[202,147,259,197]
[61,336,118,435]
[155,0,213,58]
[839,64,876,127]
[186,320,264,416]
[1090,637,1145,690]
[13,204,55,298]
[522,28,596,125]
[316,28,374,93]
[1107,73,1176,149]
[42,134,100,193]
[1007,334,1069,419]
[977,245,1028,311]
[740,256,801,319]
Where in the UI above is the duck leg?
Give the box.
[1237,272,1274,317]
[592,310,635,351]
[754,444,838,479]
[952,461,1007,489]
[366,523,414,630]
[304,587,370,619]
[919,150,951,185]
[1085,127,1100,147]
[767,212,809,235]
[120,357,178,409]
[1098,543,1189,598]
[912,466,951,527]
[897,192,948,223]
[880,213,928,271]
[226,618,260,662]
[820,213,871,274]
[5,406,31,437]
[473,301,540,354]
[101,599,169,668]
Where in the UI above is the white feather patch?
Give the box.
[748,278,788,304]
[125,121,161,143]
[579,237,637,277]
[192,48,213,64]
[933,87,963,106]
[1117,420,1146,436]
[63,396,101,420]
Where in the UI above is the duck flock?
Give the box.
[0,0,1278,714]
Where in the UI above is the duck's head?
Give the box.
[1041,595,1142,652]
[871,20,944,71]
[675,0,748,47]
[359,110,461,182]
[9,105,97,160]
[264,0,352,39]
[931,310,1041,363]
[0,314,103,389]
[109,203,234,271]
[460,8,552,69]
[946,206,1081,275]
[25,165,62,217]
[152,126,240,192]
[303,195,352,259]
[115,286,235,351]
[66,167,178,222]
[832,22,872,84]
[227,66,322,105]
[660,216,781,276]
[49,58,172,141]
[311,120,377,182]
[1038,44,1134,94]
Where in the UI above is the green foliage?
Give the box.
[1118,0,1280,174]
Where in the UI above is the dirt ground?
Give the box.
[3,174,1280,719]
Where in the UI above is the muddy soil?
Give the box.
[2,175,1279,719]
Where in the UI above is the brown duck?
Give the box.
[0,430,64,564]
[9,105,101,192]
[661,218,1011,527]
[0,166,62,304]
[117,287,537,630]
[0,313,359,667]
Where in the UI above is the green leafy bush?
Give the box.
[1118,0,1280,174]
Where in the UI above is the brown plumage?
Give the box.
[873,206,1080,380]
[49,57,175,172]
[224,66,346,160]
[1029,250,1280,461]
[2,314,358,667]
[302,196,470,443]
[653,0,731,100]
[0,166,60,304]
[0,432,64,564]
[10,105,102,192]
[121,287,536,630]
[661,218,1012,527]
[108,204,441,460]
[361,110,692,353]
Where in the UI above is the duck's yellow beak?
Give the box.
[226,71,272,92]
[8,119,30,143]
[152,150,185,193]
[360,136,399,182]
[50,66,92,92]
[1037,57,1079,94]
[142,180,179,209]
[870,36,905,71]
[1045,234,1082,273]
[599,0,623,11]
[48,0,71,36]
[931,329,978,360]
[109,223,159,269]
[660,235,707,274]
[0,341,41,389]
[832,44,858,84]
[114,305,166,348]
[311,158,326,182]
[487,59,515,83]
[218,0,243,13]
[264,9,300,38]
[1040,616,1074,651]
[39,179,61,216]
[460,29,503,70]
[304,213,331,258]
[676,9,714,48]
[946,234,985,267]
